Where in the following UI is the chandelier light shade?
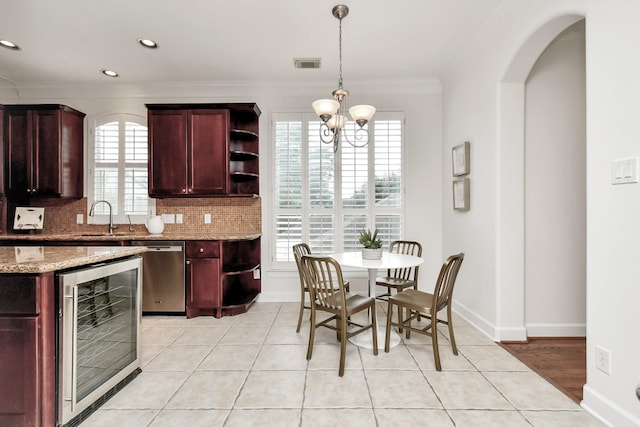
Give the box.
[312,4,376,151]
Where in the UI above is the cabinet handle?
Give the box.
[181,188,186,193]
[199,248,204,253]
[186,260,190,265]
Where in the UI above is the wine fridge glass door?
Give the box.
[58,256,141,425]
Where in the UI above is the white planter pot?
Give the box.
[362,248,383,260]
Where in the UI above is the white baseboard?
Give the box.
[525,323,586,337]
[453,301,527,341]
[494,326,528,342]
[255,292,299,302]
[452,301,501,341]
[582,384,640,427]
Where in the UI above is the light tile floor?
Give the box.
[81,302,604,427]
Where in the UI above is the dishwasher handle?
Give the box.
[144,246,183,252]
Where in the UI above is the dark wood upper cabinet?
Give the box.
[4,104,85,198]
[0,105,4,196]
[147,103,260,197]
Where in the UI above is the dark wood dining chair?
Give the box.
[384,252,464,371]
[300,254,377,376]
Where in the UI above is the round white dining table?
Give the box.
[330,251,424,350]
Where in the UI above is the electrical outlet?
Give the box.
[76,214,83,224]
[204,213,211,224]
[176,213,183,224]
[253,268,261,279]
[596,346,611,375]
[161,213,175,224]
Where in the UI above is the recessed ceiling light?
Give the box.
[0,39,21,50]
[137,38,158,49]
[101,69,119,78]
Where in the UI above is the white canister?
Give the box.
[145,215,164,234]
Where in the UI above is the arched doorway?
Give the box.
[524,21,586,337]
[496,14,585,342]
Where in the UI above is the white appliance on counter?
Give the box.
[13,207,44,230]
[57,256,142,426]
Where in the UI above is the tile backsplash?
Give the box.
[27,197,261,234]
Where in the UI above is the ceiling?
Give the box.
[0,0,506,90]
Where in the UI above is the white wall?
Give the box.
[524,21,586,337]
[582,2,640,425]
[441,1,640,425]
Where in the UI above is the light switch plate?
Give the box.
[611,157,639,184]
[176,213,183,224]
[76,214,83,224]
[204,213,211,224]
[161,213,175,224]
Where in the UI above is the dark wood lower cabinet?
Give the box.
[186,238,261,319]
[0,273,55,427]
[186,255,221,318]
[0,318,39,426]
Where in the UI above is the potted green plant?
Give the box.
[359,228,383,260]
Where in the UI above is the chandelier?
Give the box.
[312,4,376,152]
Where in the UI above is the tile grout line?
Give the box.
[221,305,282,426]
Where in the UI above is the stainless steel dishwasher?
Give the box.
[133,241,185,313]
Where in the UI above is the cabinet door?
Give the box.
[5,106,84,198]
[186,257,221,318]
[188,109,229,195]
[5,109,32,195]
[148,109,188,196]
[33,108,62,195]
[0,105,4,196]
[0,317,39,426]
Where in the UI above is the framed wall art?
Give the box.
[453,178,470,211]
[452,141,470,176]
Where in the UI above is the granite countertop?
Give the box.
[0,231,262,242]
[0,246,147,273]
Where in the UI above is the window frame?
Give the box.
[271,111,405,269]
[87,112,155,225]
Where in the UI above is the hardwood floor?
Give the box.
[500,337,586,403]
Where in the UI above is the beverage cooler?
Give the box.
[57,256,142,426]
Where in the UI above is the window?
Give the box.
[88,113,154,224]
[273,112,404,263]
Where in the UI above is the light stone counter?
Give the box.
[0,246,147,273]
[0,231,261,242]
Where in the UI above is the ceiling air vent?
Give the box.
[294,58,321,69]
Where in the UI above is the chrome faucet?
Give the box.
[89,200,117,234]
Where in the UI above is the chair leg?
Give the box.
[307,307,316,361]
[296,288,306,333]
[403,308,410,339]
[432,314,441,371]
[384,300,393,353]
[371,303,378,356]
[413,284,421,321]
[396,294,403,334]
[338,315,348,376]
[447,303,458,355]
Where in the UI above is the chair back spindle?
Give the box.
[433,253,464,312]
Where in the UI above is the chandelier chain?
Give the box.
[338,16,343,89]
